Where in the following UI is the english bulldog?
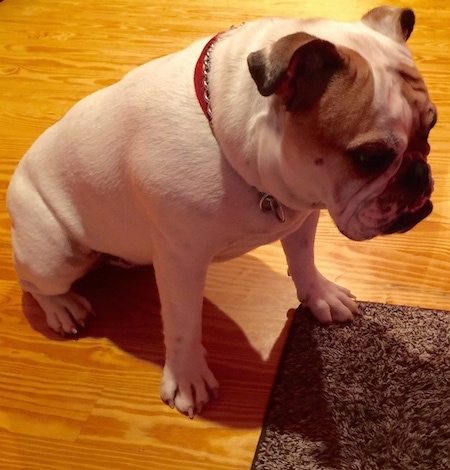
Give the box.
[7,6,436,418]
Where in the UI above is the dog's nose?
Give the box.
[400,159,430,192]
[408,139,430,158]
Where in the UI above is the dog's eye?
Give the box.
[348,145,396,175]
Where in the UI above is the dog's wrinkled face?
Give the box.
[248,6,436,240]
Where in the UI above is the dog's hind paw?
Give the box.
[160,345,219,418]
[32,290,93,336]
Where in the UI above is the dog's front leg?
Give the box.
[282,210,359,323]
[154,253,219,418]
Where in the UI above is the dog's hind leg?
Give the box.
[10,221,100,336]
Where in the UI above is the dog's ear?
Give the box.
[247,32,344,111]
[361,6,415,42]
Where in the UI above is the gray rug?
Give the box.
[251,302,450,470]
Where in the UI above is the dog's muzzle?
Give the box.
[383,159,433,234]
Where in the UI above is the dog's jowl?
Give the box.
[7,6,436,417]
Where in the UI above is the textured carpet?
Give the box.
[251,302,450,470]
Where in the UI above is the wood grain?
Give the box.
[0,0,449,468]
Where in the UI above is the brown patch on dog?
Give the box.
[288,46,376,148]
[248,33,344,110]
[395,62,437,148]
[278,44,384,185]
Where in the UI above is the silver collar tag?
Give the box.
[259,192,287,223]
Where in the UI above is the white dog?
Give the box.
[7,6,436,417]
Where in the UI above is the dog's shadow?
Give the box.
[22,260,294,429]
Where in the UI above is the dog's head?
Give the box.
[247,6,436,240]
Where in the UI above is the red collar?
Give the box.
[193,31,287,224]
[194,33,222,123]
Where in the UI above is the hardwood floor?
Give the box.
[0,0,449,468]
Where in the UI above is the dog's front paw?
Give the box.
[297,272,359,324]
[160,345,219,418]
[32,290,93,335]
